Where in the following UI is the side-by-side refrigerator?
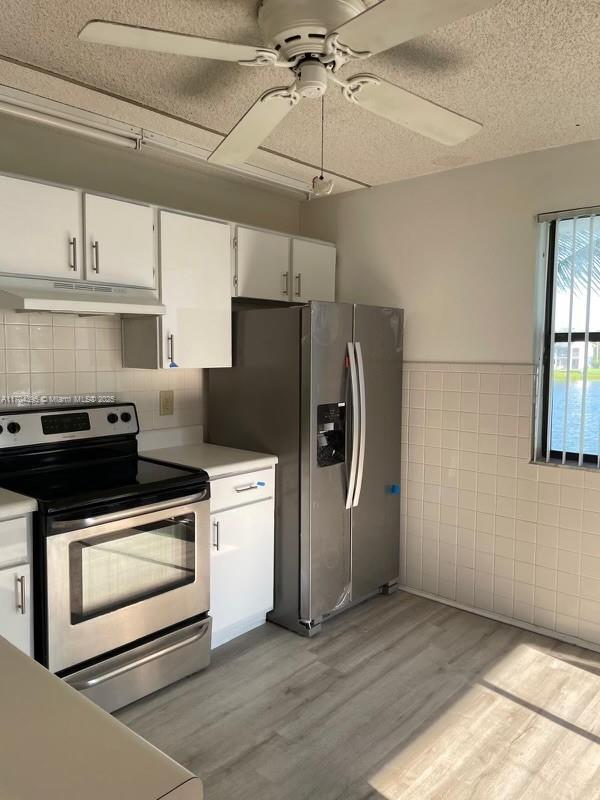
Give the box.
[207,301,403,635]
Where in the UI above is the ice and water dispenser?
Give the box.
[316,403,346,468]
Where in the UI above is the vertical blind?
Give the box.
[544,213,600,466]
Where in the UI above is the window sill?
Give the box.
[533,457,600,473]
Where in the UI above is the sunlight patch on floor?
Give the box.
[369,642,600,800]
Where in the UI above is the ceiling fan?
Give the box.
[79,0,499,168]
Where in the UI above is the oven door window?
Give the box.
[69,513,195,624]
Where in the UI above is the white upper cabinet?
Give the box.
[84,194,155,288]
[0,175,82,279]
[235,225,336,303]
[291,238,336,302]
[122,211,232,369]
[235,226,291,302]
[159,211,232,369]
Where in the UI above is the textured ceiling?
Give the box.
[1,0,600,190]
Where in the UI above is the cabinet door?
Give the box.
[84,194,155,288]
[210,501,274,639]
[291,239,336,302]
[0,563,31,656]
[0,175,81,279]
[236,226,291,301]
[159,211,232,368]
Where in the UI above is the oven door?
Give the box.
[45,492,209,673]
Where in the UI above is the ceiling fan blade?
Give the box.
[208,85,301,166]
[332,0,500,57]
[79,20,278,64]
[344,75,481,145]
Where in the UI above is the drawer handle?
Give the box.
[234,481,266,493]
[68,621,210,690]
[16,575,26,615]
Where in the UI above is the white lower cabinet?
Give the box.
[0,562,31,655]
[210,490,274,648]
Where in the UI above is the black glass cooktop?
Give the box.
[0,456,209,513]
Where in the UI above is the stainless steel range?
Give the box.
[0,403,211,712]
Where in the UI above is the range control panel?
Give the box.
[0,404,139,448]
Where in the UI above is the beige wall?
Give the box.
[300,139,600,363]
[0,115,301,234]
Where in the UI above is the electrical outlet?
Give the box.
[159,390,174,416]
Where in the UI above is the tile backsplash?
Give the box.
[0,311,203,431]
[401,361,600,651]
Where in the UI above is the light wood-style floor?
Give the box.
[117,593,600,799]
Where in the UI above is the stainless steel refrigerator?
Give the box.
[207,301,403,635]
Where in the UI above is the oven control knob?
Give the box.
[121,412,132,423]
[7,422,20,434]
[107,413,119,424]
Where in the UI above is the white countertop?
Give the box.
[0,487,37,518]
[0,636,202,800]
[142,442,278,479]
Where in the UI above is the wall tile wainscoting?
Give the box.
[0,311,203,431]
[400,361,600,651]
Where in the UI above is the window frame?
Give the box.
[540,218,600,466]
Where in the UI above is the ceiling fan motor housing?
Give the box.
[258,0,366,62]
[295,60,328,98]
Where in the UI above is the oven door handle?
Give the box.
[67,620,211,690]
[49,490,209,534]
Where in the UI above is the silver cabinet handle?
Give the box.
[167,333,175,363]
[16,575,26,615]
[213,519,221,551]
[346,342,360,510]
[282,272,289,296]
[295,273,302,297]
[234,483,259,493]
[69,237,78,271]
[91,240,100,273]
[353,341,367,508]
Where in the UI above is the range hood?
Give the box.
[0,276,165,315]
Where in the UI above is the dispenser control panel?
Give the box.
[317,403,346,468]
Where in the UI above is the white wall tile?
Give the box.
[53,326,75,349]
[401,360,600,650]
[0,313,203,434]
[5,325,29,349]
[6,350,29,374]
[30,325,52,350]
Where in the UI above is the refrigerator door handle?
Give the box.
[353,341,367,507]
[346,342,360,510]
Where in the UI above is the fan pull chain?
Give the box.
[320,95,325,179]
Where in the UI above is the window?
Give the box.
[541,213,600,465]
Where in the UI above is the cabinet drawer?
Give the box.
[0,516,30,569]
[210,468,274,513]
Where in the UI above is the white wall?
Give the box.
[0,115,301,235]
[301,139,600,363]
